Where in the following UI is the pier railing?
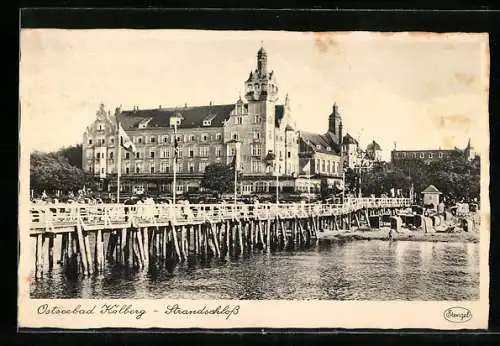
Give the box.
[29,198,411,232]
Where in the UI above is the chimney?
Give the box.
[209,101,212,106]
[159,105,162,109]
[184,103,187,108]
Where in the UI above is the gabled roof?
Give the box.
[117,104,235,130]
[422,185,442,194]
[366,140,382,151]
[343,133,358,145]
[300,131,340,154]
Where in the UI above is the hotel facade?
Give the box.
[82,47,377,197]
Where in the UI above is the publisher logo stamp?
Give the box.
[443,307,472,323]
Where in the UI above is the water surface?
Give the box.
[30,239,480,300]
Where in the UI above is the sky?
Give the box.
[20,30,490,160]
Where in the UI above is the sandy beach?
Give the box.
[317,227,480,243]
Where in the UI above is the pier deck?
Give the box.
[27,198,411,278]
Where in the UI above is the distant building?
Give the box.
[365,140,383,162]
[390,139,477,165]
[421,184,442,208]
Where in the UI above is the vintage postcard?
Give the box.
[18,29,490,330]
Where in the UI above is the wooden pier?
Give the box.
[28,198,411,278]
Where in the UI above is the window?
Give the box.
[176,135,182,143]
[88,139,93,145]
[413,152,417,158]
[200,146,209,158]
[125,167,130,174]
[150,136,156,143]
[237,117,242,125]
[135,163,142,173]
[98,123,104,131]
[160,162,167,173]
[163,135,169,143]
[189,147,194,158]
[316,145,321,150]
[109,151,114,160]
[216,133,222,141]
[287,151,291,158]
[254,115,262,124]
[428,153,433,159]
[216,147,222,158]
[251,144,261,156]
[253,131,261,140]
[125,152,130,160]
[230,148,236,156]
[136,151,141,159]
[96,152,101,159]
[203,120,211,126]
[150,151,155,159]
[439,152,444,158]
[327,160,331,173]
[138,137,142,144]
[100,139,105,145]
[202,134,208,142]
[322,160,325,172]
[110,138,114,144]
[189,164,194,173]
[199,161,208,173]
[420,152,425,158]
[190,135,195,142]
[232,133,239,140]
[316,159,320,172]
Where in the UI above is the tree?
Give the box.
[360,152,480,202]
[200,162,234,195]
[30,150,94,195]
[57,144,83,168]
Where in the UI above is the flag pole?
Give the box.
[308,157,311,203]
[116,121,121,204]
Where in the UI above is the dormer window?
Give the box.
[97,123,104,131]
[237,117,242,125]
[326,146,331,151]
[203,120,212,126]
[316,145,321,150]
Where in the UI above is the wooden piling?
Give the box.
[47,234,54,270]
[76,222,89,275]
[35,233,44,278]
[170,221,182,261]
[142,228,149,266]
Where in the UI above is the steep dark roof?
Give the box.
[275,105,284,127]
[117,104,235,130]
[343,133,358,145]
[422,185,441,194]
[366,140,382,151]
[300,131,340,154]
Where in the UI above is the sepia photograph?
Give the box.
[18,29,490,329]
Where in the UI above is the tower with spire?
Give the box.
[244,44,280,158]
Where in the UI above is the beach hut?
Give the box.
[421,185,442,210]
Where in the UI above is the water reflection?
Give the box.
[31,240,480,301]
